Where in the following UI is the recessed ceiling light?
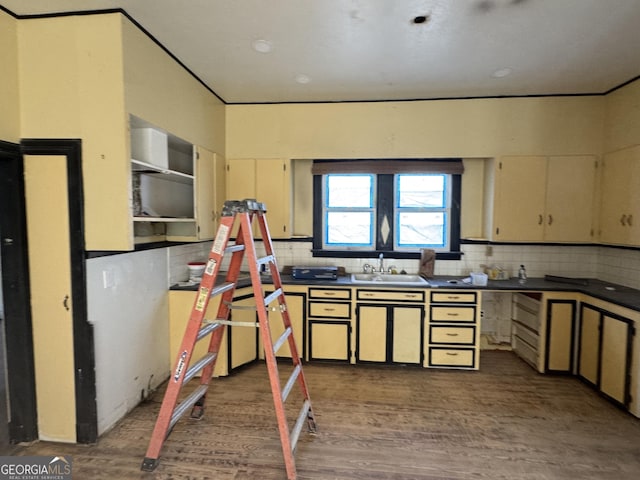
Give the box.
[413,14,431,24]
[251,39,272,53]
[492,68,512,78]
[295,74,311,84]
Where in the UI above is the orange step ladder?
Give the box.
[141,199,317,479]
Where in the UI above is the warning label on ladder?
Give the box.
[212,225,229,254]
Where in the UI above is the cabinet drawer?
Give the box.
[431,291,477,304]
[430,326,476,345]
[356,289,425,302]
[309,301,351,319]
[430,306,476,323]
[309,288,351,300]
[428,347,476,368]
[513,335,538,368]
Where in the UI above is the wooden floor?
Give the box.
[7,351,640,479]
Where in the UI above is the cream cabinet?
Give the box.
[427,291,481,370]
[307,287,352,362]
[226,158,291,238]
[492,155,596,242]
[578,301,636,410]
[261,285,306,360]
[355,289,425,365]
[130,116,223,244]
[599,145,640,246]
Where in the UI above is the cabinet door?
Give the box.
[265,292,305,359]
[256,158,290,238]
[600,314,632,406]
[357,305,388,362]
[578,305,600,386]
[493,156,547,241]
[194,146,216,240]
[391,306,423,364]
[600,146,640,246]
[545,156,596,242]
[229,294,258,369]
[309,321,350,361]
[226,158,257,236]
[545,300,575,373]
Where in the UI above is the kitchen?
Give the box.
[1,2,640,478]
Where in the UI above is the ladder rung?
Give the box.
[183,352,217,384]
[170,384,208,430]
[263,288,282,306]
[215,319,260,328]
[290,400,312,453]
[281,363,301,403]
[225,244,245,254]
[257,255,274,266]
[273,326,292,355]
[197,321,222,342]
[211,282,235,298]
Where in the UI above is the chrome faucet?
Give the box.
[378,253,384,273]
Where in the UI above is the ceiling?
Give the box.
[3,0,640,104]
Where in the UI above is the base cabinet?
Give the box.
[578,303,635,408]
[307,287,352,362]
[355,289,425,365]
[427,291,480,370]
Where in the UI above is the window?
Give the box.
[312,160,462,259]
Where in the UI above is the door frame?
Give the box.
[0,140,38,443]
[1,139,97,443]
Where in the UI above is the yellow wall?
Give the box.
[18,14,131,251]
[226,96,604,159]
[604,79,640,153]
[0,10,20,143]
[122,18,225,153]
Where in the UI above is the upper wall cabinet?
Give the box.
[599,145,640,246]
[492,155,596,242]
[226,158,291,238]
[130,116,223,243]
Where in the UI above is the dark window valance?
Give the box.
[311,158,464,175]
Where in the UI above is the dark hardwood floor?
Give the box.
[8,351,640,479]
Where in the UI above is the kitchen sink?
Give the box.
[351,273,429,285]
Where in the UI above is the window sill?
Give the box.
[311,249,462,260]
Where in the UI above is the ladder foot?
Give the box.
[190,404,205,420]
[141,457,159,472]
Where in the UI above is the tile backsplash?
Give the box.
[168,241,640,291]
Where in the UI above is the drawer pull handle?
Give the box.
[447,296,460,300]
[446,333,459,336]
[405,294,418,298]
[447,312,459,316]
[324,292,336,296]
[324,308,335,312]
[446,352,459,356]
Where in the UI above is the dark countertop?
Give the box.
[171,274,640,313]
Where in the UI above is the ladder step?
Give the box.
[257,254,274,266]
[197,321,222,342]
[183,352,217,384]
[170,384,208,431]
[211,282,235,298]
[215,319,260,328]
[290,400,312,453]
[273,326,292,355]
[281,363,301,403]
[263,288,283,307]
[225,244,245,254]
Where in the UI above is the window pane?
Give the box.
[398,174,445,208]
[326,211,373,246]
[397,212,446,247]
[327,175,373,208]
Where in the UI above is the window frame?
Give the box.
[312,171,461,260]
